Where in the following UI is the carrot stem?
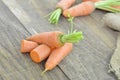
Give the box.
[95,0,120,12]
[41,69,48,76]
[60,31,84,43]
[48,8,62,24]
[67,16,74,34]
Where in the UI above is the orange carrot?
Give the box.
[20,39,39,53]
[27,31,83,49]
[42,43,73,74]
[112,6,120,9]
[27,31,63,49]
[56,0,76,10]
[30,44,51,63]
[47,0,76,24]
[82,0,101,2]
[63,1,95,17]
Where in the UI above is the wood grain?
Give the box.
[1,0,118,80]
[0,1,69,80]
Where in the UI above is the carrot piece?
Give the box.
[20,39,39,53]
[112,6,120,9]
[27,31,83,49]
[95,0,120,13]
[42,43,73,74]
[27,31,63,49]
[56,0,76,10]
[47,0,76,24]
[82,0,101,2]
[63,1,95,17]
[30,44,51,63]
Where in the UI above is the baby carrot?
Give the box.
[83,0,101,2]
[82,0,101,2]
[20,39,39,53]
[56,0,76,10]
[112,6,120,9]
[47,0,76,24]
[30,44,51,63]
[94,0,120,13]
[42,43,73,74]
[27,31,83,49]
[63,0,120,18]
[63,1,95,17]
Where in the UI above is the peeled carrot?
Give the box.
[83,0,120,11]
[27,31,63,49]
[20,39,38,53]
[47,0,76,24]
[63,1,95,17]
[42,43,73,74]
[56,0,76,10]
[30,44,51,63]
[112,6,120,9]
[63,0,120,18]
[27,31,83,49]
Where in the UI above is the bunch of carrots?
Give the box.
[20,0,120,75]
[21,31,83,74]
[47,0,120,24]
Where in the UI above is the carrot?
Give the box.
[82,0,120,9]
[83,0,101,2]
[112,6,120,9]
[63,1,95,17]
[20,39,39,53]
[47,0,76,24]
[42,43,73,74]
[30,44,51,63]
[27,31,83,49]
[63,0,120,18]
[94,0,120,13]
[56,0,76,10]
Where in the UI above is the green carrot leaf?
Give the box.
[47,8,62,24]
[95,0,120,13]
[61,31,84,43]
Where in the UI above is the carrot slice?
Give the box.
[30,44,51,63]
[21,39,38,53]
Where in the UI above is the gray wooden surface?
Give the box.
[0,0,118,80]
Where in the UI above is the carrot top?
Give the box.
[47,8,62,24]
[95,0,120,12]
[60,31,84,43]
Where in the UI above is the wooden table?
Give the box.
[0,0,118,80]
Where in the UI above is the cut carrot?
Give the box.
[27,31,83,49]
[30,44,51,63]
[42,43,73,74]
[63,1,95,17]
[47,0,76,24]
[20,39,39,53]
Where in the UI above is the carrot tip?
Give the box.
[41,69,48,76]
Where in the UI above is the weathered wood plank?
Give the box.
[2,0,118,80]
[0,1,69,80]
